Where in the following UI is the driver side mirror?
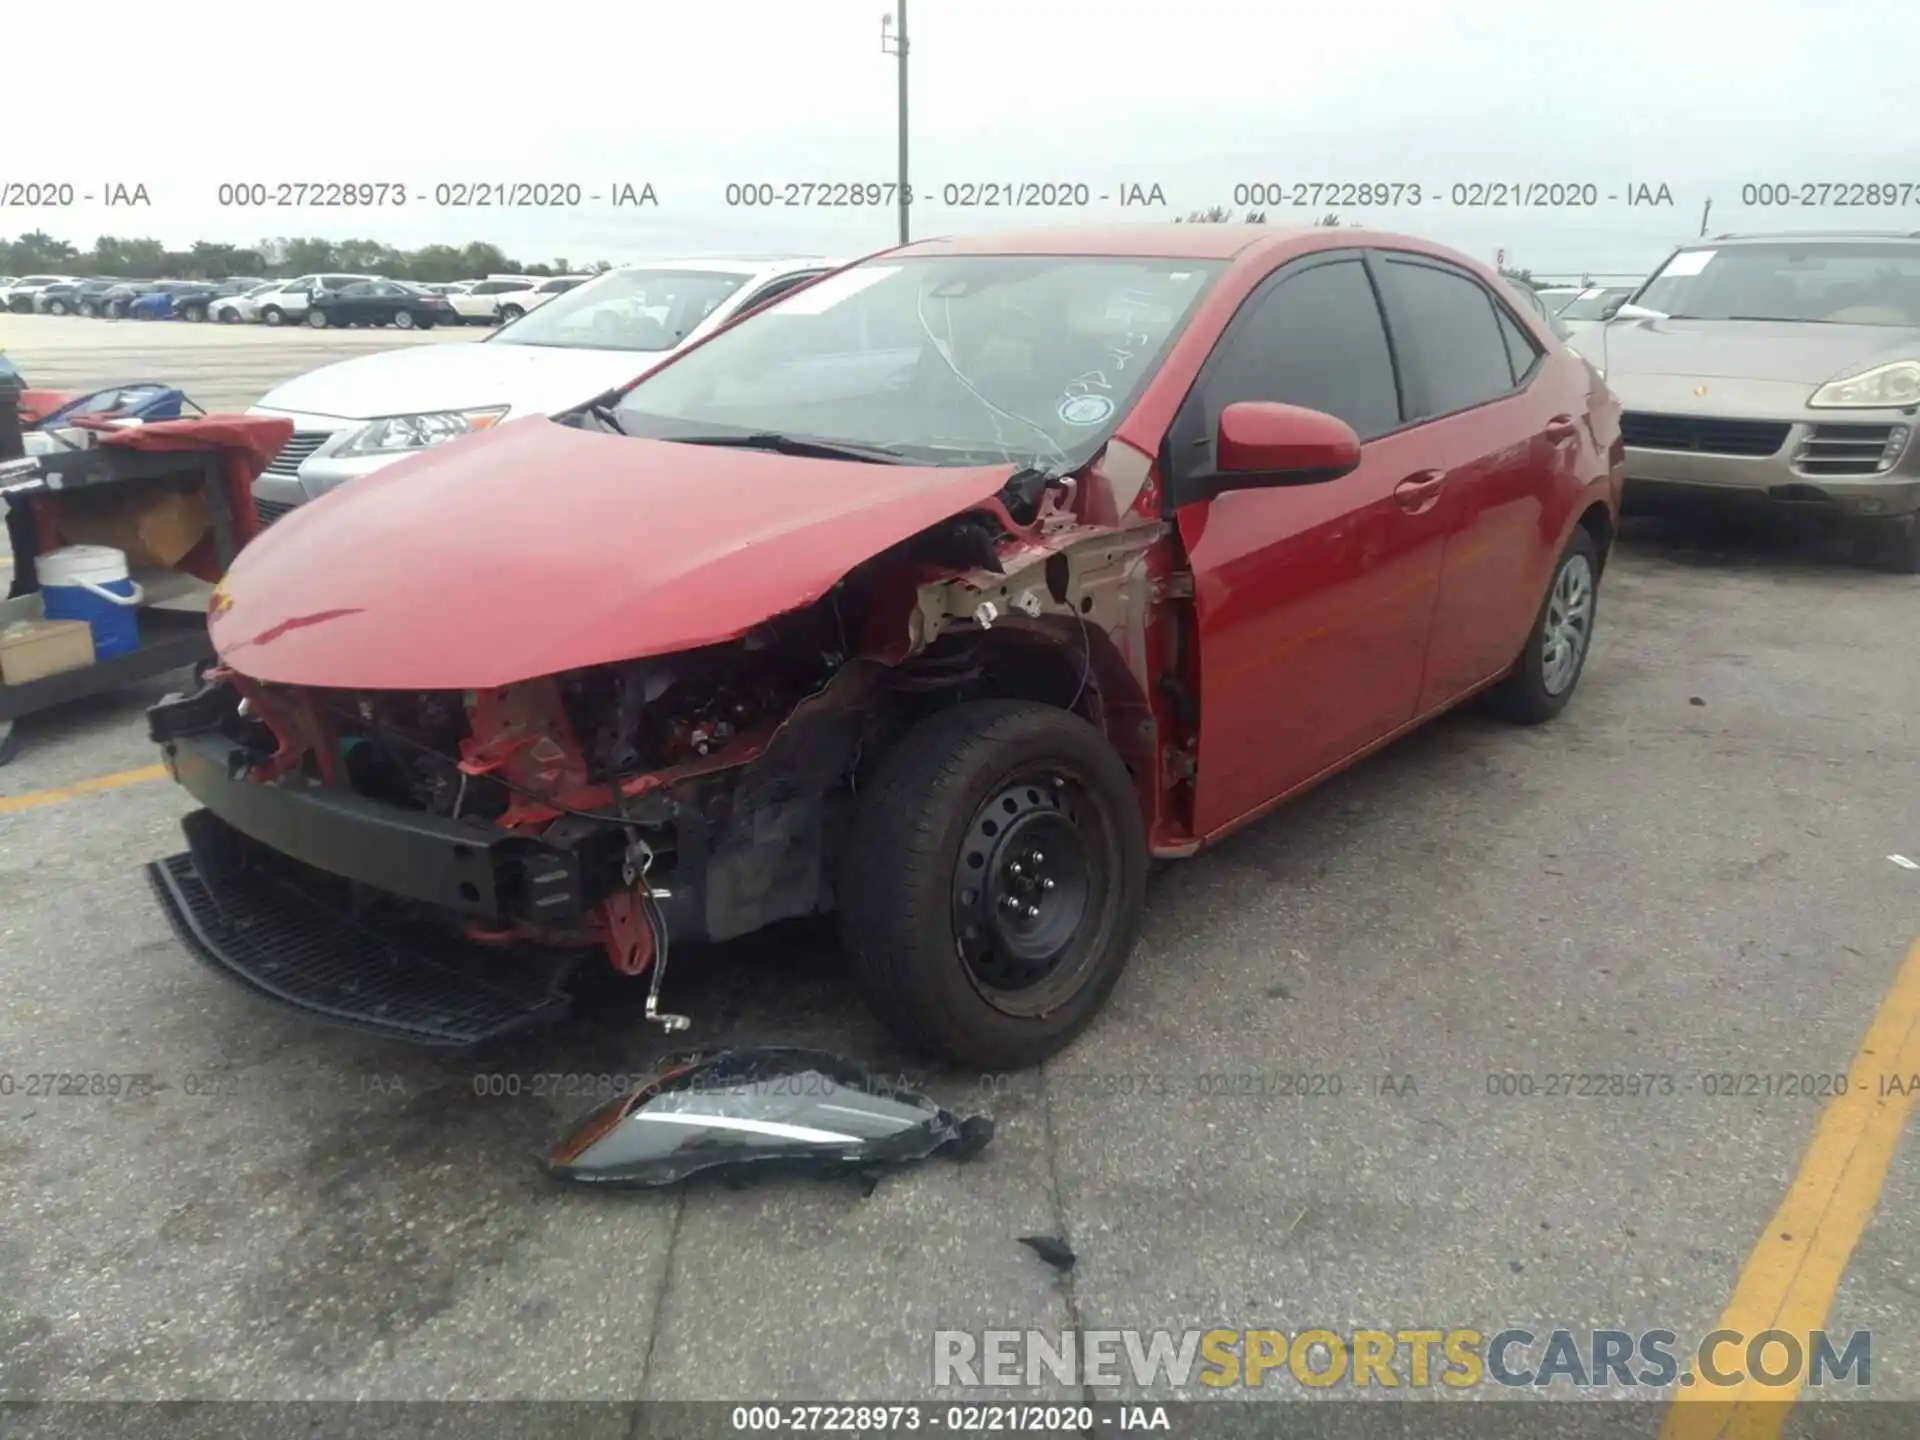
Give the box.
[1179,402,1362,505]
[1599,298,1626,320]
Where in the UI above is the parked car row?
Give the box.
[0,272,596,327]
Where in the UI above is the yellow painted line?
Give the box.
[1662,936,1920,1440]
[0,762,169,814]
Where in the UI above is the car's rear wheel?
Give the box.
[181,304,205,322]
[393,310,415,329]
[216,307,236,323]
[307,309,329,329]
[47,299,68,316]
[1483,527,1601,725]
[498,304,524,322]
[838,699,1148,1070]
[79,301,98,317]
[261,306,285,326]
[1851,514,1920,575]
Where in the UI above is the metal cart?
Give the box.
[1,439,245,766]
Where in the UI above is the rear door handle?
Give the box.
[1545,414,1580,440]
[1393,469,1445,514]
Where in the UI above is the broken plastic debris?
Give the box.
[1890,855,1919,871]
[545,1046,995,1189]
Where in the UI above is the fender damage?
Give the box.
[146,429,1197,1045]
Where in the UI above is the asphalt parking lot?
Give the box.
[1,318,1917,1418]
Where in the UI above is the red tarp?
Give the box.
[29,414,294,583]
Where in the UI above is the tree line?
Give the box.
[0,231,614,282]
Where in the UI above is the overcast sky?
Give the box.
[7,0,1914,278]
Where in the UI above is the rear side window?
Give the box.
[1381,259,1518,417]
[1495,305,1542,385]
[1202,259,1402,441]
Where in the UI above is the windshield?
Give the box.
[1634,243,1920,325]
[1557,287,1634,321]
[496,269,751,351]
[612,254,1225,468]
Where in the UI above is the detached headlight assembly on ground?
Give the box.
[1809,360,1920,409]
[333,407,508,458]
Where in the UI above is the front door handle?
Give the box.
[1393,469,1445,514]
[1544,413,1580,440]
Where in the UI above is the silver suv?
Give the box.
[1567,231,1920,571]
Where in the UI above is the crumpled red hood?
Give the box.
[211,416,1019,690]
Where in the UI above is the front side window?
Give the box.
[1382,258,1518,417]
[1634,243,1920,325]
[614,255,1225,467]
[1200,259,1403,444]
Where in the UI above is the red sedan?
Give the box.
[146,224,1622,1069]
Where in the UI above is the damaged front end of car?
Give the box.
[144,442,1196,1047]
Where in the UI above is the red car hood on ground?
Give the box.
[210,416,1022,691]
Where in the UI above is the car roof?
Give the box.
[1701,230,1920,244]
[608,256,837,276]
[888,224,1473,266]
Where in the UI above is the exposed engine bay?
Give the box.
[149,456,1192,1036]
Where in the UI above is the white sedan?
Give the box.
[211,280,293,324]
[492,275,596,323]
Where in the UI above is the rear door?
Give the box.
[1172,250,1449,836]
[1373,253,1574,708]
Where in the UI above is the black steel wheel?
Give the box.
[839,699,1148,1069]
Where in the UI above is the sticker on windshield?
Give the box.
[775,266,901,314]
[1058,393,1115,427]
[1661,249,1716,278]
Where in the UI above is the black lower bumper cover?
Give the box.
[148,811,582,1046]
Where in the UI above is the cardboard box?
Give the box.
[54,483,211,569]
[0,617,95,685]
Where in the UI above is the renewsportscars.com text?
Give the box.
[932,1327,1871,1390]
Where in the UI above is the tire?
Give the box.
[418,317,436,330]
[1851,514,1920,574]
[307,309,329,328]
[1483,527,1602,725]
[838,699,1149,1069]
[107,301,125,319]
[79,301,98,317]
[498,304,523,322]
[393,310,415,329]
[47,299,68,316]
[261,307,284,326]
[216,307,236,323]
[181,304,205,322]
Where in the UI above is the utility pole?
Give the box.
[1699,197,1712,237]
[881,3,910,245]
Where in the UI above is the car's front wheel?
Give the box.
[1483,526,1601,725]
[181,304,205,322]
[79,301,98,317]
[47,299,68,315]
[261,306,284,326]
[307,309,329,328]
[393,310,415,329]
[839,699,1149,1070]
[1852,514,1920,574]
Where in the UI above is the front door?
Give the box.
[1171,252,1450,838]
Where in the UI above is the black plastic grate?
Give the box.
[147,851,580,1046]
[1620,412,1791,457]
[254,496,298,527]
